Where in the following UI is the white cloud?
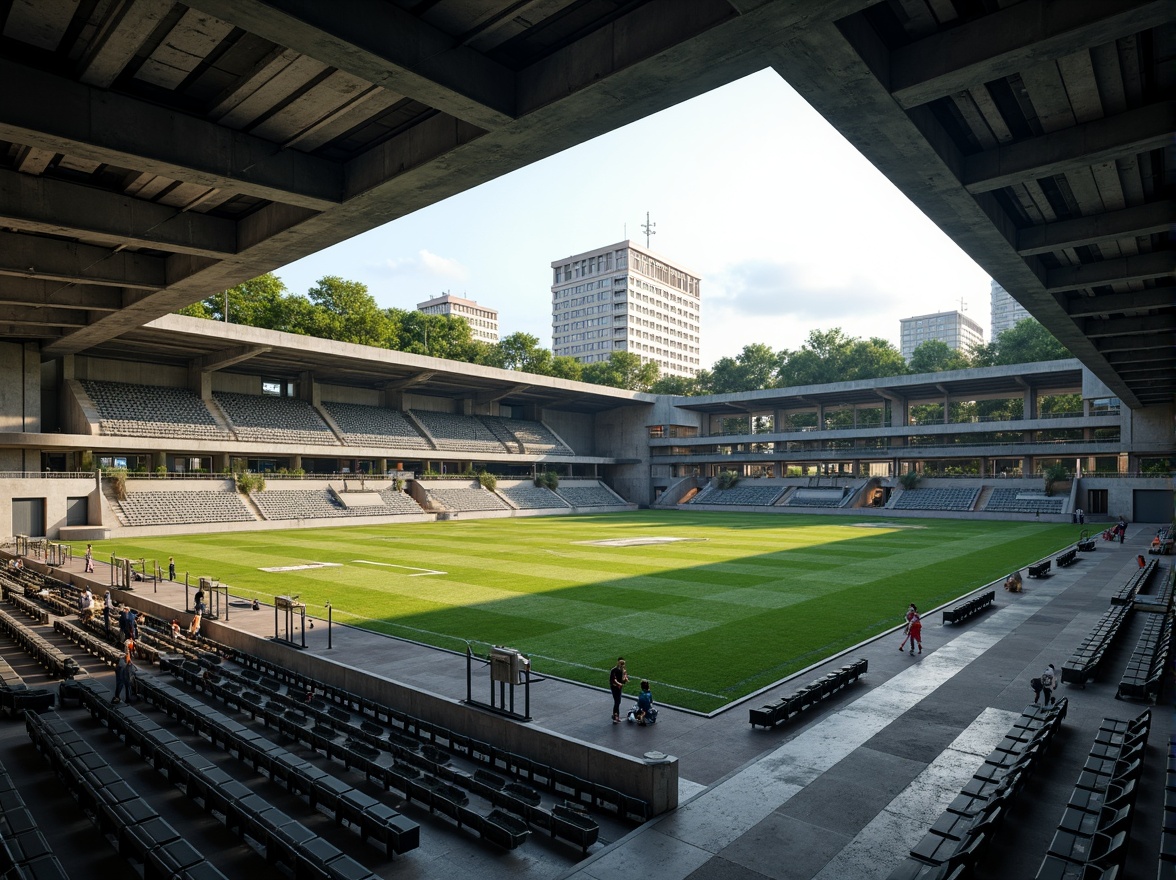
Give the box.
[381,250,469,282]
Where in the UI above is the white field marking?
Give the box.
[351,560,446,576]
[573,536,708,547]
[258,562,342,573]
[849,522,927,529]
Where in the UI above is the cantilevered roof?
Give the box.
[0,1,1170,406]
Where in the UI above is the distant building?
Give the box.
[416,294,499,344]
[551,240,701,378]
[900,310,985,361]
[990,280,1031,339]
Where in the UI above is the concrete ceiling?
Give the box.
[0,0,1171,407]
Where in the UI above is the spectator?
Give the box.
[79,587,94,622]
[193,586,205,616]
[168,556,176,581]
[609,657,628,724]
[634,679,656,725]
[899,604,922,655]
[1004,572,1023,593]
[113,651,137,704]
[1039,663,1057,706]
[84,544,94,573]
[102,591,113,634]
[188,611,201,639]
[125,608,138,641]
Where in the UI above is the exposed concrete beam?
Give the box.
[0,277,127,312]
[0,305,88,327]
[182,0,516,129]
[890,0,1172,109]
[963,102,1176,194]
[191,344,273,372]
[474,384,531,405]
[383,371,437,391]
[76,0,175,88]
[1046,252,1176,293]
[0,230,166,290]
[1112,364,1174,377]
[0,168,236,257]
[1094,333,1176,353]
[1082,313,1176,338]
[1017,201,1176,257]
[0,59,342,211]
[1061,289,1175,318]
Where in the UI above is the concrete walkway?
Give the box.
[36,529,1176,879]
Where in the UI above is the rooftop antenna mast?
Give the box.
[641,212,656,248]
[958,296,968,313]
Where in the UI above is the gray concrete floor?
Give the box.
[1,527,1170,880]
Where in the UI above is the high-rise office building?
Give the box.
[989,280,1031,340]
[416,293,499,344]
[551,241,701,378]
[899,310,985,362]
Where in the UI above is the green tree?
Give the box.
[303,276,390,346]
[547,355,584,381]
[493,332,555,374]
[179,273,290,327]
[778,328,908,386]
[708,343,783,394]
[650,374,700,395]
[582,351,659,391]
[909,339,971,373]
[990,319,1071,365]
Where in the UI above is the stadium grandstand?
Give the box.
[0,2,1171,880]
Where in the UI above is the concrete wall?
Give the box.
[1075,477,1175,524]
[75,355,188,388]
[1122,404,1174,454]
[0,475,99,538]
[543,410,596,456]
[0,342,40,436]
[595,404,654,504]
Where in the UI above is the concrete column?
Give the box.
[154,451,166,471]
[291,455,302,471]
[816,403,825,430]
[1024,387,1037,419]
[214,453,230,473]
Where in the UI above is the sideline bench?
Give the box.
[749,659,867,729]
[1056,549,1077,568]
[943,591,995,626]
[1077,539,1096,552]
[1028,561,1051,578]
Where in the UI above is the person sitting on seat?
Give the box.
[1004,571,1023,593]
[632,680,657,725]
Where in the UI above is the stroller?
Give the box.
[627,705,658,725]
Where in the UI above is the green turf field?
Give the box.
[78,512,1078,712]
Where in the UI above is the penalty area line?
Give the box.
[352,560,446,577]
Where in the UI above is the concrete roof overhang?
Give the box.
[0,1,1170,406]
[671,360,1086,414]
[91,314,654,415]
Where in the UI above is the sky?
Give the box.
[275,68,994,366]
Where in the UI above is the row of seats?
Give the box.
[1061,605,1131,686]
[72,677,387,878]
[425,486,510,512]
[481,416,572,454]
[0,606,76,679]
[377,488,428,514]
[411,410,511,453]
[1163,732,1176,872]
[214,392,338,446]
[497,484,570,509]
[82,380,231,440]
[892,487,979,511]
[889,700,1068,879]
[556,485,625,507]
[322,401,432,449]
[252,489,415,520]
[0,754,70,879]
[118,490,255,526]
[53,618,124,669]
[164,659,538,851]
[784,489,847,508]
[1112,558,1157,605]
[748,659,867,729]
[224,646,649,824]
[943,590,995,626]
[985,489,1065,514]
[1116,609,1171,701]
[691,485,786,506]
[167,657,600,852]
[135,674,420,856]
[26,708,231,880]
[1034,710,1150,879]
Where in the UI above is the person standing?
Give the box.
[193,586,205,616]
[79,587,94,622]
[113,651,137,704]
[1116,517,1127,543]
[609,657,628,723]
[168,556,176,581]
[84,544,94,573]
[103,591,113,635]
[900,604,922,655]
[1039,663,1057,706]
[899,604,917,652]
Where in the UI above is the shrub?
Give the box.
[535,470,559,490]
[1042,462,1069,496]
[477,472,498,492]
[236,471,266,494]
[393,477,406,492]
[155,465,167,476]
[898,471,922,490]
[107,467,128,500]
[717,469,740,490]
